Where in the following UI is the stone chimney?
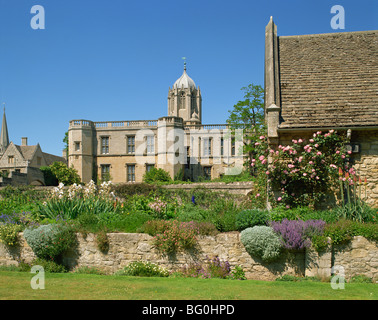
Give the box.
[21,137,28,146]
[265,16,281,144]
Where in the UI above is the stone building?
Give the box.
[0,109,67,186]
[265,17,378,207]
[68,64,243,184]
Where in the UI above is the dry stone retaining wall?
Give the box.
[0,232,376,282]
[161,182,254,197]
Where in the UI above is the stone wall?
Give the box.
[161,181,254,197]
[305,236,378,281]
[351,130,378,208]
[0,172,28,187]
[0,232,376,282]
[0,167,45,187]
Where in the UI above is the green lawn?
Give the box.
[0,271,376,300]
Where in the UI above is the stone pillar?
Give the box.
[264,16,281,119]
[265,17,281,210]
[305,240,332,280]
[266,104,280,144]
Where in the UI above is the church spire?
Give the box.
[0,104,9,154]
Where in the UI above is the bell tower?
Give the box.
[168,62,202,125]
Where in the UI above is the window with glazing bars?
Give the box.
[101,164,110,181]
[203,138,212,156]
[127,165,135,182]
[127,136,135,154]
[146,136,154,154]
[101,137,109,154]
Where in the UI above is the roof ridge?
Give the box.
[279,30,378,39]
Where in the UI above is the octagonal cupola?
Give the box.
[173,63,196,90]
[168,62,202,124]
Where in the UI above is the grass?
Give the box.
[0,271,376,300]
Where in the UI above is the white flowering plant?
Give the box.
[37,180,118,221]
[116,261,169,277]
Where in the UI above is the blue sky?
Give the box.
[0,0,376,157]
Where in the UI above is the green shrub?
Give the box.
[74,266,106,275]
[309,234,331,252]
[174,168,185,181]
[230,265,247,280]
[0,224,23,246]
[349,274,373,283]
[299,209,340,224]
[49,162,81,185]
[141,219,218,237]
[32,258,68,273]
[147,220,200,254]
[195,221,219,236]
[116,261,169,277]
[275,274,297,281]
[143,168,172,184]
[268,207,300,222]
[240,226,282,262]
[40,166,59,186]
[139,219,166,235]
[113,212,152,233]
[275,275,321,282]
[212,170,252,183]
[311,219,378,251]
[176,205,209,222]
[211,210,237,232]
[0,186,48,214]
[235,209,269,231]
[352,221,378,241]
[23,224,77,261]
[96,229,109,253]
[324,219,355,245]
[113,183,157,198]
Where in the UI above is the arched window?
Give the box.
[179,91,186,110]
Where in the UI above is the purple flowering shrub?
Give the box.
[0,212,39,228]
[270,219,326,250]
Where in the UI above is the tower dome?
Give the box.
[173,64,196,89]
[168,62,202,124]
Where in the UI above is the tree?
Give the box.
[40,166,59,186]
[63,132,69,159]
[227,84,265,174]
[50,161,81,185]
